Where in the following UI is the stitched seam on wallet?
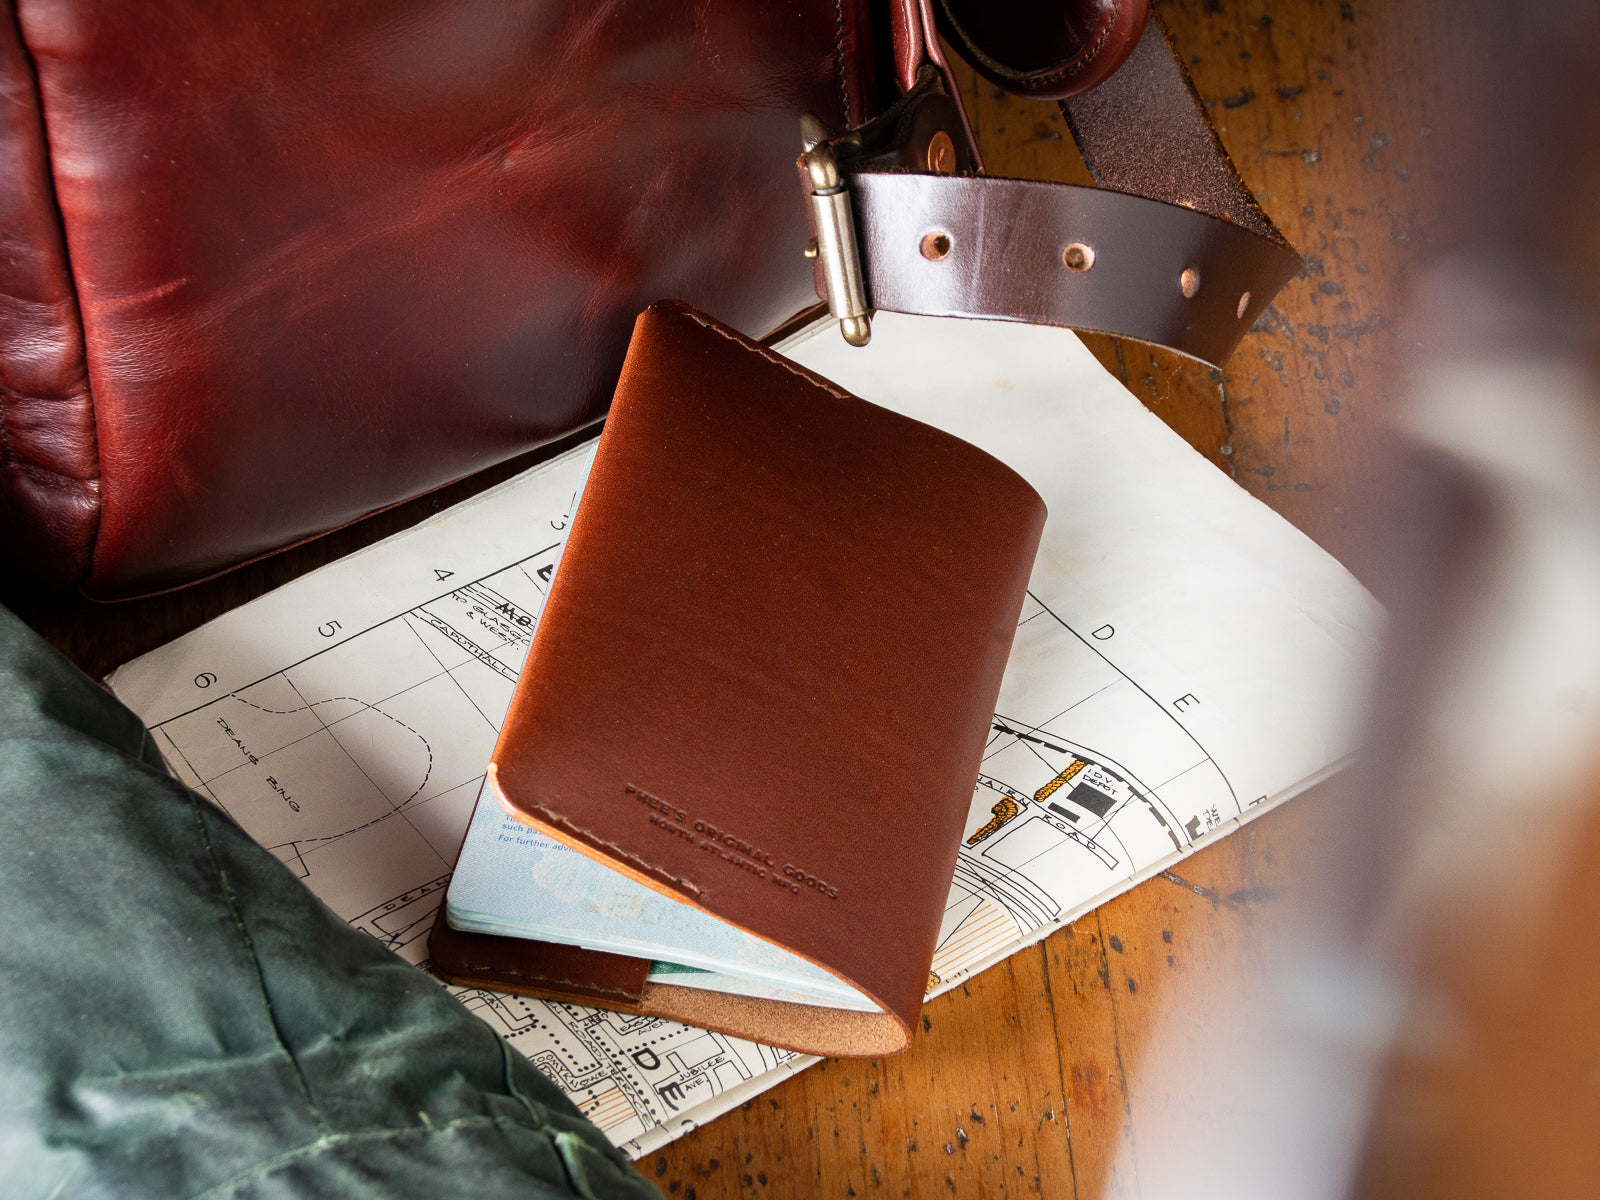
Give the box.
[526,804,703,898]
[462,964,643,1001]
[679,308,857,406]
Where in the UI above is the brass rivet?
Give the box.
[1062,242,1095,272]
[803,148,841,192]
[1236,290,1251,318]
[1180,266,1201,298]
[803,238,819,260]
[926,130,957,175]
[921,232,952,261]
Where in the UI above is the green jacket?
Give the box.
[0,606,658,1200]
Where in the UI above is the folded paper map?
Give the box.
[107,310,1378,1158]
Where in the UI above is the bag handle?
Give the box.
[802,12,1301,367]
[932,0,1152,100]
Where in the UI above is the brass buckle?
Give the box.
[799,92,968,348]
[800,125,873,348]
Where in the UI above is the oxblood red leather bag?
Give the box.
[0,0,1296,597]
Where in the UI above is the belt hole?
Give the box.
[1062,242,1095,272]
[1236,290,1252,319]
[921,232,952,261]
[1180,266,1201,298]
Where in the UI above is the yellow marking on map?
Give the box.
[1033,758,1088,804]
[966,797,1021,845]
[931,901,1019,981]
[580,1085,635,1132]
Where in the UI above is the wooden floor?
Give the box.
[9,2,1461,1196]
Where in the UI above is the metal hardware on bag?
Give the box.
[797,92,972,348]
[799,112,829,153]
[800,137,873,348]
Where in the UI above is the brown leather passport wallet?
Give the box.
[430,301,1046,1057]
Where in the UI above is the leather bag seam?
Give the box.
[7,6,104,565]
[0,379,99,483]
[4,453,98,491]
[833,0,851,128]
[0,380,99,483]
[937,0,1115,89]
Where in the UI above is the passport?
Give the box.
[431,302,1045,1058]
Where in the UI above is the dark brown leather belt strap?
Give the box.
[849,171,1300,368]
[824,16,1302,367]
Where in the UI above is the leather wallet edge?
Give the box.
[428,908,910,1059]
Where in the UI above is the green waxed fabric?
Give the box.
[0,606,660,1200]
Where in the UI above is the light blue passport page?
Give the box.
[445,781,873,1010]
